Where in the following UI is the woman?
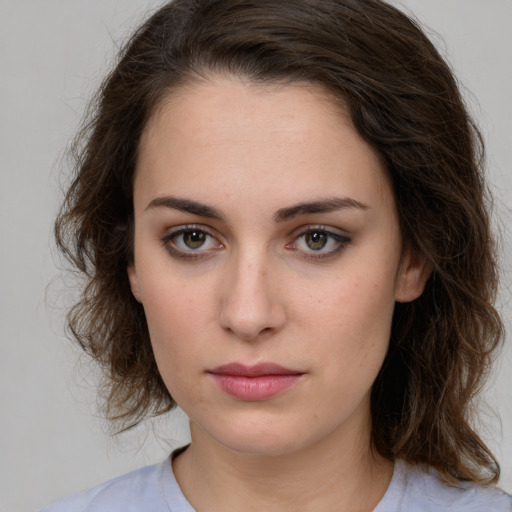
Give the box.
[42,0,511,510]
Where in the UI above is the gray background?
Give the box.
[1,1,511,511]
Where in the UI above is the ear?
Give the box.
[127,263,142,303]
[395,248,431,303]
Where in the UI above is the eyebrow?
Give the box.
[146,196,224,220]
[145,195,368,222]
[273,197,368,222]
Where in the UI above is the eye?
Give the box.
[302,231,331,251]
[161,225,223,259]
[288,226,350,258]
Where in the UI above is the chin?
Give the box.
[219,435,304,458]
[197,415,324,459]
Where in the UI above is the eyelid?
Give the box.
[287,225,351,258]
[161,224,223,260]
[160,223,350,262]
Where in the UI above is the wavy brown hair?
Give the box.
[55,0,503,484]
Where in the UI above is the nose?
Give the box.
[219,250,286,341]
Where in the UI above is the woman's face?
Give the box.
[129,77,427,457]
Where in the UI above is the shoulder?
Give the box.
[381,460,512,512]
[39,460,168,512]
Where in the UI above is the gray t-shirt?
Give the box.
[40,453,512,511]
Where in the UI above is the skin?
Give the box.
[128,76,429,512]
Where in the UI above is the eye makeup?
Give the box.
[160,223,351,263]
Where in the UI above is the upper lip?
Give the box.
[208,362,303,377]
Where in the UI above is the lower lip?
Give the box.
[209,374,302,401]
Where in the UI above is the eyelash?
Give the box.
[287,226,351,260]
[161,225,351,261]
[161,225,223,260]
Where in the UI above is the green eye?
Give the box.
[304,232,328,250]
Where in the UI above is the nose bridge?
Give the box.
[219,243,285,340]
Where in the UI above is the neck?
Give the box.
[172,420,393,512]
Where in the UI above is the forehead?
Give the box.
[135,76,392,212]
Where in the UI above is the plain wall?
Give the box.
[1,1,510,511]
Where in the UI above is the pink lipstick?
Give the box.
[208,363,304,401]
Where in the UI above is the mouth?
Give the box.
[207,362,304,401]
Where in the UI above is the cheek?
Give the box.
[143,289,209,350]
[137,246,215,329]
[296,268,396,337]
[313,293,393,426]
[295,269,397,382]
[138,266,220,383]
[142,292,203,403]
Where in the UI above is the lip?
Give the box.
[208,362,304,401]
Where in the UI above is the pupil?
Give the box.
[306,232,327,250]
[184,231,206,249]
